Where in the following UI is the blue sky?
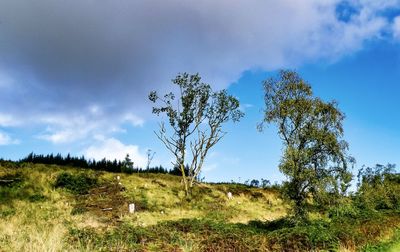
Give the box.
[0,1,400,183]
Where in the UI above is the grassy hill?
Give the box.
[1,162,400,251]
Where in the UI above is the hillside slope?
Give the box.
[1,163,400,251]
[0,163,285,251]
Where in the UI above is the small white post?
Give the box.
[227,192,233,200]
[129,203,135,213]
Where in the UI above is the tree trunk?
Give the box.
[180,164,191,198]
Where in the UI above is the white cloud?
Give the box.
[83,137,147,168]
[393,16,400,39]
[37,114,97,144]
[201,152,241,173]
[0,132,19,145]
[123,113,145,127]
[39,128,85,144]
[202,163,218,172]
[35,109,144,144]
[0,113,20,127]
[239,103,254,112]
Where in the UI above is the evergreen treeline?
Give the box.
[19,152,183,175]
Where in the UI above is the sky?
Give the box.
[0,0,399,183]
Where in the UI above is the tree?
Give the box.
[146,149,156,170]
[259,70,354,220]
[261,178,271,188]
[122,154,134,173]
[149,73,244,197]
[250,179,260,187]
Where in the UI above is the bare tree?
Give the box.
[146,149,155,170]
[149,73,243,197]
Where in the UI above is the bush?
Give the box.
[267,219,339,251]
[28,193,47,202]
[70,205,87,215]
[54,172,97,194]
[356,164,400,211]
[328,200,360,219]
[0,208,16,218]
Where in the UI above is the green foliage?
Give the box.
[356,164,400,211]
[68,219,270,251]
[260,70,354,219]
[267,219,339,251]
[149,72,244,197]
[67,211,400,252]
[136,190,150,211]
[327,200,360,219]
[0,173,45,205]
[54,172,97,194]
[121,154,134,174]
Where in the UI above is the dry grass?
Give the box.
[0,195,72,251]
[2,164,399,251]
[0,164,284,251]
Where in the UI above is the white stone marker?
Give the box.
[227,192,233,200]
[129,203,135,213]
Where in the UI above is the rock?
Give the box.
[227,192,233,200]
[117,175,120,181]
[129,203,135,214]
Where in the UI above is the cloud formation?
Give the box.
[0,0,399,147]
[0,131,19,145]
[83,137,147,167]
[393,16,400,39]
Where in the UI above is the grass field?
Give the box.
[1,162,399,251]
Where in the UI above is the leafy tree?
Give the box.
[261,178,271,188]
[259,70,354,220]
[250,179,260,187]
[149,72,244,197]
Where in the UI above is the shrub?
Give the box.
[70,206,87,215]
[356,164,400,211]
[54,172,97,194]
[0,208,16,218]
[28,193,47,202]
[267,219,339,251]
